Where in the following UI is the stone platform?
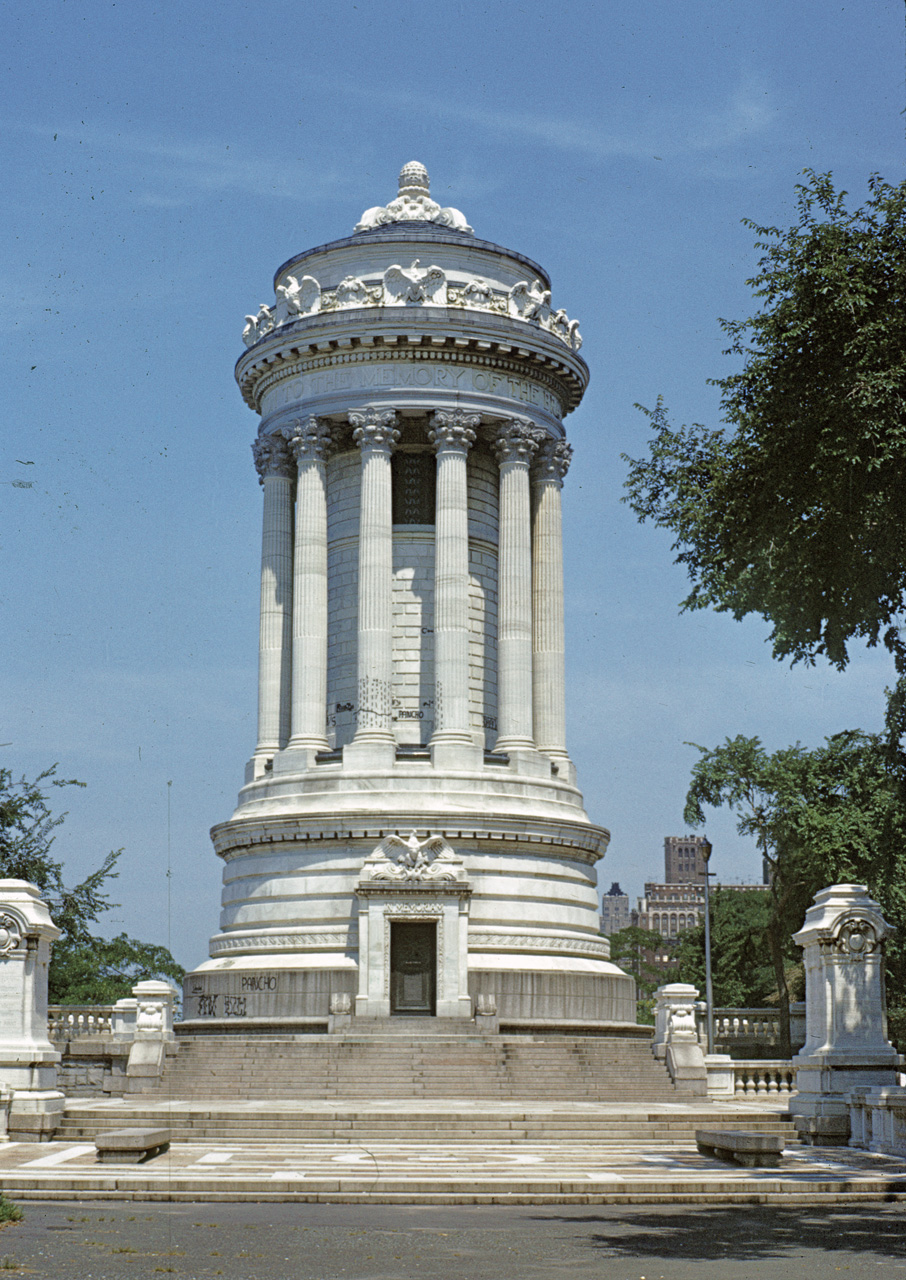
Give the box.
[1,1100,904,1204]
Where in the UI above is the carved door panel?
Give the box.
[390,921,437,1015]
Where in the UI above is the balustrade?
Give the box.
[732,1060,795,1097]
[47,1006,115,1041]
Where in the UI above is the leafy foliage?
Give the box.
[0,766,183,1004]
[671,888,776,1008]
[624,171,906,673]
[682,704,906,1052]
[608,925,674,1023]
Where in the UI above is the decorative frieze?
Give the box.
[245,276,582,350]
[210,928,354,955]
[468,931,611,959]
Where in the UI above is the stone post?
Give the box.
[0,881,65,1141]
[251,434,294,775]
[790,884,900,1144]
[345,408,400,768]
[428,409,480,770]
[125,979,178,1086]
[652,982,708,1096]
[493,420,539,757]
[283,416,333,756]
[531,438,572,776]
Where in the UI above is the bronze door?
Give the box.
[389,921,437,1015]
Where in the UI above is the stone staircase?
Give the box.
[140,1031,682,1103]
[57,1102,797,1145]
[54,1029,797,1147]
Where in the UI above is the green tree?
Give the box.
[682,722,906,1054]
[624,171,906,675]
[671,888,776,1009]
[608,925,673,1023]
[0,765,184,1003]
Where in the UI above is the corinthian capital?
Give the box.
[252,433,294,484]
[493,419,543,466]
[428,409,480,453]
[282,415,334,463]
[534,438,573,484]
[349,408,401,451]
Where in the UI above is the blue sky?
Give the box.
[2,1,904,968]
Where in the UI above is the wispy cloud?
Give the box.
[3,118,351,206]
[311,73,780,165]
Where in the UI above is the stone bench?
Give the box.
[695,1129,784,1168]
[95,1127,170,1164]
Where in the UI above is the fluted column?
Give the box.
[428,410,479,750]
[282,416,333,752]
[251,434,294,761]
[348,408,400,755]
[493,419,540,752]
[532,438,572,762]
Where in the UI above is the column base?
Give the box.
[246,750,280,783]
[430,739,484,772]
[541,752,577,786]
[496,745,551,777]
[272,747,322,774]
[343,737,397,770]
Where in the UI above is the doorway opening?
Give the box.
[389,921,437,1015]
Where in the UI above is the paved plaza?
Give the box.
[0,1109,903,1205]
[1,1199,906,1279]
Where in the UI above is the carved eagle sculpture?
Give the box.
[382,260,447,306]
[508,278,551,322]
[365,831,461,881]
[242,303,274,347]
[273,274,321,326]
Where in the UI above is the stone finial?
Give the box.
[398,161,430,198]
[355,163,473,235]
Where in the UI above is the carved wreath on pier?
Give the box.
[0,913,24,956]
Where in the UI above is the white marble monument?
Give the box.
[790,884,900,1143]
[184,163,633,1029]
[0,881,65,1139]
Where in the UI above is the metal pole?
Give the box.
[702,836,714,1055]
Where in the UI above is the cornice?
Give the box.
[209,813,610,864]
[235,309,589,416]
